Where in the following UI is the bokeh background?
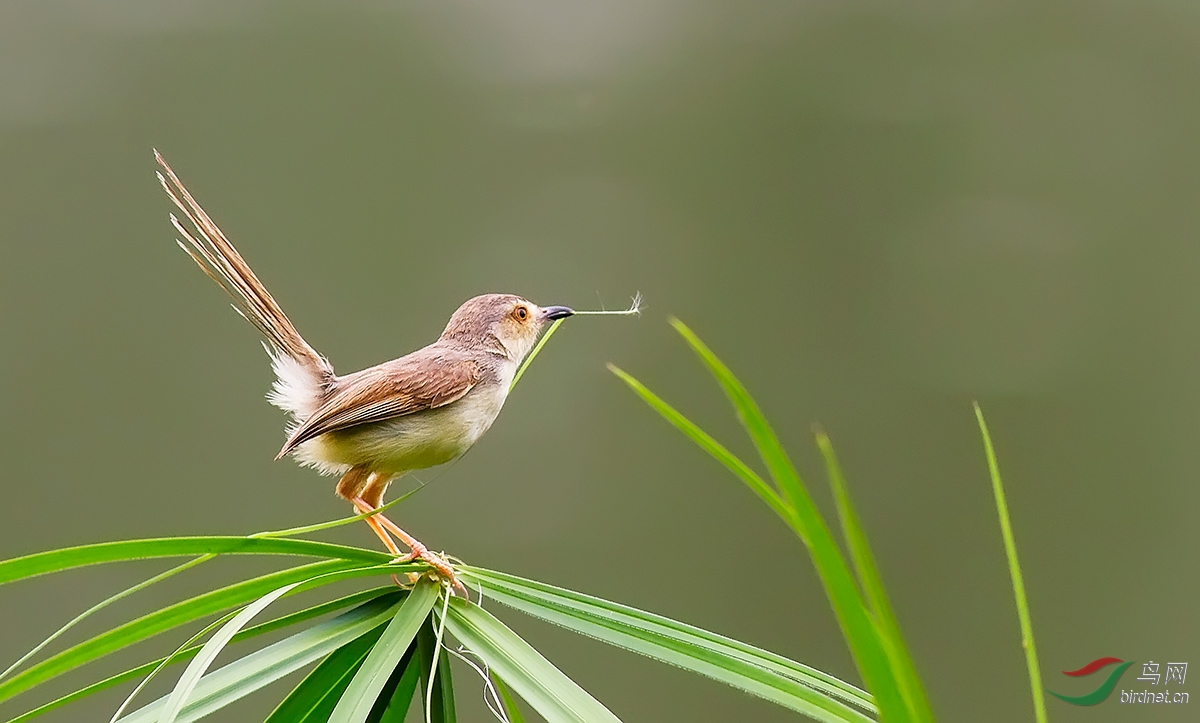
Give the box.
[2,1,1198,721]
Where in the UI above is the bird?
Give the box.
[154,151,574,592]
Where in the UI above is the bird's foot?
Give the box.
[350,497,467,597]
[395,542,467,598]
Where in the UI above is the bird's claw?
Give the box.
[394,545,468,598]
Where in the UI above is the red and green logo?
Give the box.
[1049,657,1135,705]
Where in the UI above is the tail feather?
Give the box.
[156,151,335,413]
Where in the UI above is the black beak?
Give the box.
[541,305,575,320]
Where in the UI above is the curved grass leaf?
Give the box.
[491,674,526,723]
[265,625,386,723]
[329,577,439,723]
[0,537,389,588]
[463,567,875,722]
[108,608,244,722]
[114,595,404,723]
[366,640,421,723]
[606,365,791,523]
[612,319,909,721]
[4,588,399,723]
[159,582,301,723]
[443,599,621,723]
[816,434,933,722]
[0,560,411,705]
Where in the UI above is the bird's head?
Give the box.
[439,293,573,360]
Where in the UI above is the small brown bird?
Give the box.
[155,152,573,590]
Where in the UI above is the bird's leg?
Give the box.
[336,467,409,585]
[349,497,420,587]
[357,472,466,597]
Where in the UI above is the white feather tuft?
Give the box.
[265,346,326,421]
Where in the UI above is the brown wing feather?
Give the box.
[277,350,481,458]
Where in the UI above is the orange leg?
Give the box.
[336,468,465,596]
[351,497,466,596]
[337,467,410,586]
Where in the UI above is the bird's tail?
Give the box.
[156,150,333,419]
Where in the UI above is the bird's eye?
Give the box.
[514,306,528,320]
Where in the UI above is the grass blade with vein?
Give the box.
[330,577,439,723]
[492,674,526,723]
[368,642,421,723]
[158,582,302,723]
[0,537,389,587]
[109,609,242,722]
[114,595,405,723]
[5,588,399,723]
[463,566,874,722]
[444,599,621,723]
[265,625,385,723]
[0,560,414,705]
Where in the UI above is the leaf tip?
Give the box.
[667,316,692,336]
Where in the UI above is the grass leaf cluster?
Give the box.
[0,320,1044,722]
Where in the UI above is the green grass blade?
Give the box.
[491,674,526,723]
[511,318,565,391]
[4,589,399,723]
[0,559,406,705]
[265,625,385,723]
[607,365,791,523]
[5,588,398,720]
[443,599,622,723]
[114,595,405,723]
[463,566,875,722]
[974,402,1047,723]
[158,582,302,723]
[0,537,389,587]
[816,433,933,723]
[330,577,439,723]
[418,616,457,723]
[369,644,422,723]
[108,609,243,722]
[0,555,213,685]
[668,319,810,528]
[658,319,908,721]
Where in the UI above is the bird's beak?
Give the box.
[541,305,575,320]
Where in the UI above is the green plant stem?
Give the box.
[251,485,427,540]
[510,319,564,391]
[974,402,1047,723]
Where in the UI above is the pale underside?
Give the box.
[291,377,513,477]
[267,341,518,479]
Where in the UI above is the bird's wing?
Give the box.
[277,350,481,457]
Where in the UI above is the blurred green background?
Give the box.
[1,2,1198,721]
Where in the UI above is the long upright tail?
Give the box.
[156,150,334,419]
